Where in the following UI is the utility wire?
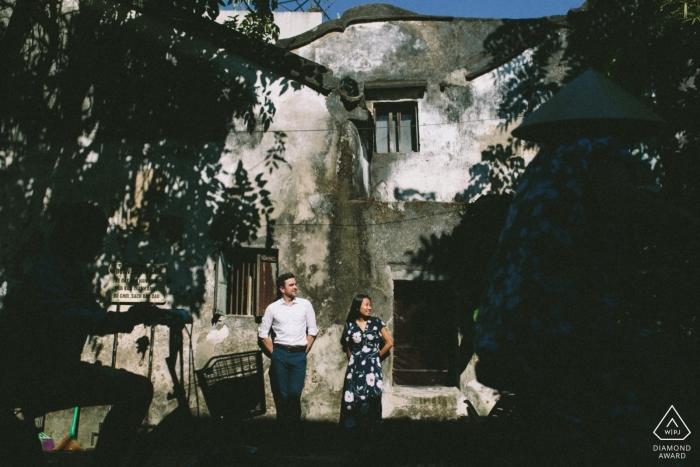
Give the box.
[258,207,466,229]
[227,114,520,134]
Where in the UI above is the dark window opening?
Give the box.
[374,102,419,153]
[215,249,278,316]
[392,280,457,386]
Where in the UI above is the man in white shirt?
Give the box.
[258,273,318,429]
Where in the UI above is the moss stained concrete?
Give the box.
[26,5,567,441]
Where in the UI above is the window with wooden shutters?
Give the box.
[374,101,419,153]
[214,249,278,316]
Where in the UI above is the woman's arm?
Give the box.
[379,327,393,358]
[341,322,351,359]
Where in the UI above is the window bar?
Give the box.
[248,263,254,315]
[414,102,420,152]
[242,263,246,315]
[372,106,377,153]
[246,263,249,316]
[234,264,238,315]
[222,252,231,315]
[243,263,250,315]
[221,254,226,314]
[248,261,255,315]
[213,252,219,314]
[238,263,243,316]
[243,263,248,315]
[237,265,244,315]
[396,111,401,152]
[248,262,254,316]
[389,111,396,152]
[256,255,262,316]
[241,263,250,315]
[254,260,259,314]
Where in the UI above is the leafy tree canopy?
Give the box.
[0,0,295,311]
[220,0,280,43]
[408,0,700,345]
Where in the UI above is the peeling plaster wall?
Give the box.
[174,122,475,426]
[172,76,343,423]
[276,14,543,421]
[172,54,350,423]
[30,13,555,440]
[39,47,346,441]
[293,20,536,202]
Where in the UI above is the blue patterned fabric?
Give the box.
[339,317,385,432]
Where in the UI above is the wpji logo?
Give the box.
[654,406,691,441]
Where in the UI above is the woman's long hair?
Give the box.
[345,294,371,323]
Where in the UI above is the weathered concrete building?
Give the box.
[1,2,571,446]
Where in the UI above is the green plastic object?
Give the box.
[69,406,80,439]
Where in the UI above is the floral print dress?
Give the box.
[339,317,385,433]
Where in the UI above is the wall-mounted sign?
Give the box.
[108,262,167,304]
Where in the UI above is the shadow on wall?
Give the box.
[403,195,514,379]
[393,188,436,201]
[0,4,297,318]
[455,141,525,203]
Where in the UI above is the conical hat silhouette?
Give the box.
[512,69,665,143]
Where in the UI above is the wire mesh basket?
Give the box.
[195,351,266,422]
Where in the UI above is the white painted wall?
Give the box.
[293,20,537,203]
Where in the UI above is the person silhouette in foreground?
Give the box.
[0,202,165,467]
[474,70,699,466]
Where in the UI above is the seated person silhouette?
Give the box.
[0,202,165,467]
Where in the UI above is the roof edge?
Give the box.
[166,13,336,95]
[276,5,571,83]
[277,3,454,50]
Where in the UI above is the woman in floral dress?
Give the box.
[339,294,393,437]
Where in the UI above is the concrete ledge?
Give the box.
[382,386,467,420]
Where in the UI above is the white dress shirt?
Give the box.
[258,297,318,346]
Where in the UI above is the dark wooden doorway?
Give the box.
[392,280,457,386]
